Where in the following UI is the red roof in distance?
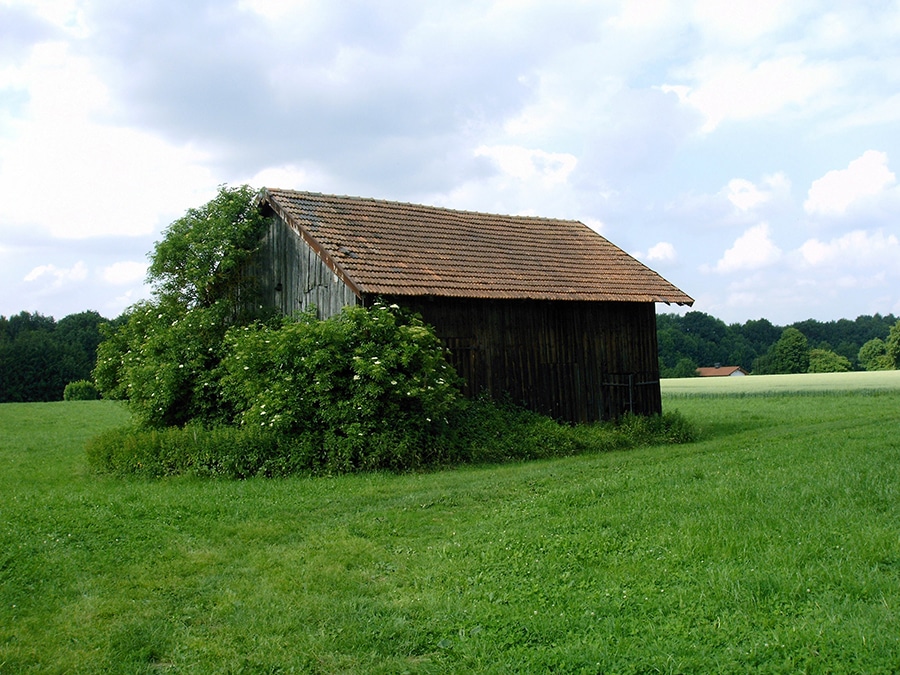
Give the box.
[696,366,748,377]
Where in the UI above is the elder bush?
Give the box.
[220,303,464,471]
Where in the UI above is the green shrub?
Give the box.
[92,185,272,426]
[442,396,586,465]
[613,409,697,446]
[87,401,697,479]
[63,379,100,401]
[808,348,852,373]
[448,399,695,466]
[219,302,464,471]
[93,301,240,427]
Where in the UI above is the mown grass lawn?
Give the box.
[2,379,899,674]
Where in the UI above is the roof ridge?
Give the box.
[263,187,588,227]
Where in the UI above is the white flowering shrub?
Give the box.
[219,303,464,472]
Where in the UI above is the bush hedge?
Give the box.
[86,402,695,479]
[63,379,101,401]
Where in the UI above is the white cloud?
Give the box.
[582,217,606,235]
[800,229,900,267]
[726,179,767,212]
[2,0,899,326]
[724,172,790,212]
[11,0,88,36]
[236,0,312,21]
[607,0,673,30]
[474,145,577,186]
[691,0,794,44]
[831,93,900,131]
[244,164,334,192]
[0,41,216,239]
[105,289,144,316]
[102,261,147,285]
[639,241,677,263]
[664,55,836,132]
[804,150,896,216]
[24,261,88,285]
[714,223,782,273]
[426,143,588,222]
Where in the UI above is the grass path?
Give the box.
[1,391,899,673]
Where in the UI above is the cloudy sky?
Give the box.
[2,0,899,326]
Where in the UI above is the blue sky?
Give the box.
[2,0,899,325]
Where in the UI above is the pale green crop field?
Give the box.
[662,368,900,395]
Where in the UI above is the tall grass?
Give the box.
[1,386,899,673]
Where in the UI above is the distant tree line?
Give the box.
[2,305,899,402]
[0,310,113,402]
[658,311,900,377]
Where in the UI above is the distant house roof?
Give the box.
[258,188,694,305]
[696,366,748,377]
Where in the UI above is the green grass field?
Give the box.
[2,376,899,673]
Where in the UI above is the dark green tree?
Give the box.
[55,311,105,382]
[4,311,56,338]
[808,348,851,373]
[658,312,898,375]
[886,320,900,368]
[0,328,82,402]
[0,310,104,402]
[858,338,892,371]
[770,327,810,374]
[670,357,699,378]
[739,318,781,356]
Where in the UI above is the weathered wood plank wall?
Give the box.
[372,296,662,423]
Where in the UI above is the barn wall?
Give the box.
[247,215,359,319]
[372,296,662,423]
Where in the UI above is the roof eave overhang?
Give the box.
[360,288,695,304]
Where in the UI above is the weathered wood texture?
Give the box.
[246,215,357,318]
[370,296,662,423]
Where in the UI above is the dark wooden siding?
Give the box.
[369,296,662,423]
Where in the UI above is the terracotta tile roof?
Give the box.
[259,188,694,305]
[696,366,748,377]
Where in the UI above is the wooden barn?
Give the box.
[248,188,693,423]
